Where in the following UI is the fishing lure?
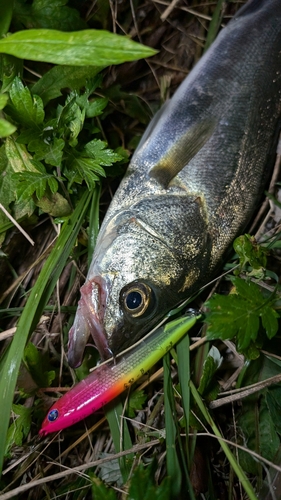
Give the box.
[40,313,199,435]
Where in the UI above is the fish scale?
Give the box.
[68,0,281,369]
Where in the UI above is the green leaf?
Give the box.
[5,137,38,172]
[0,93,9,110]
[86,97,108,118]
[5,404,31,457]
[28,137,65,166]
[91,476,117,500]
[68,141,122,189]
[23,342,55,388]
[14,0,87,31]
[0,0,14,37]
[0,118,16,138]
[198,346,222,397]
[0,190,92,475]
[31,65,102,105]
[0,29,157,66]
[127,390,147,418]
[0,54,23,93]
[84,139,123,164]
[128,461,171,500]
[260,305,279,339]
[205,277,279,354]
[233,234,267,275]
[12,171,58,200]
[35,192,71,217]
[7,77,45,128]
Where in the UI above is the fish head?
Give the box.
[68,192,211,366]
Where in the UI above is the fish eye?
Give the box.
[48,409,59,422]
[120,282,154,318]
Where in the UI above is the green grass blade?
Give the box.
[176,334,191,462]
[163,353,182,497]
[190,381,258,500]
[0,190,91,475]
[204,0,224,53]
[0,29,157,66]
[88,182,101,268]
[105,399,133,483]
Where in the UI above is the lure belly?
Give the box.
[40,313,199,435]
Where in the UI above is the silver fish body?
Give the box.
[68,0,281,366]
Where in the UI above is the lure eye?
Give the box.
[120,282,154,318]
[48,409,59,422]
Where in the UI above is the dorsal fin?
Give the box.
[149,118,216,188]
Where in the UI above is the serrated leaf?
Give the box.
[128,461,171,500]
[0,29,157,66]
[8,76,44,127]
[13,171,58,200]
[31,65,102,105]
[0,93,8,109]
[0,118,16,138]
[86,97,108,118]
[127,390,147,418]
[91,476,117,500]
[233,234,267,275]
[5,404,31,457]
[260,305,279,339]
[14,0,87,31]
[28,137,65,166]
[205,277,279,354]
[84,139,123,165]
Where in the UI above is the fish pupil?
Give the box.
[48,409,59,422]
[126,291,142,310]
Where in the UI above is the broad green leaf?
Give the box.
[14,0,87,31]
[0,118,16,138]
[68,154,105,189]
[0,29,157,66]
[5,404,31,457]
[31,65,102,105]
[8,76,45,128]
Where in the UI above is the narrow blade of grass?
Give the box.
[176,334,191,463]
[190,381,258,500]
[105,400,133,483]
[163,353,182,497]
[0,190,92,475]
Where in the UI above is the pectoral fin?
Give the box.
[149,118,216,188]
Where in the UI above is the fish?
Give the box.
[68,0,281,368]
[40,313,199,435]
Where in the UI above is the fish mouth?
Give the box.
[67,276,112,367]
